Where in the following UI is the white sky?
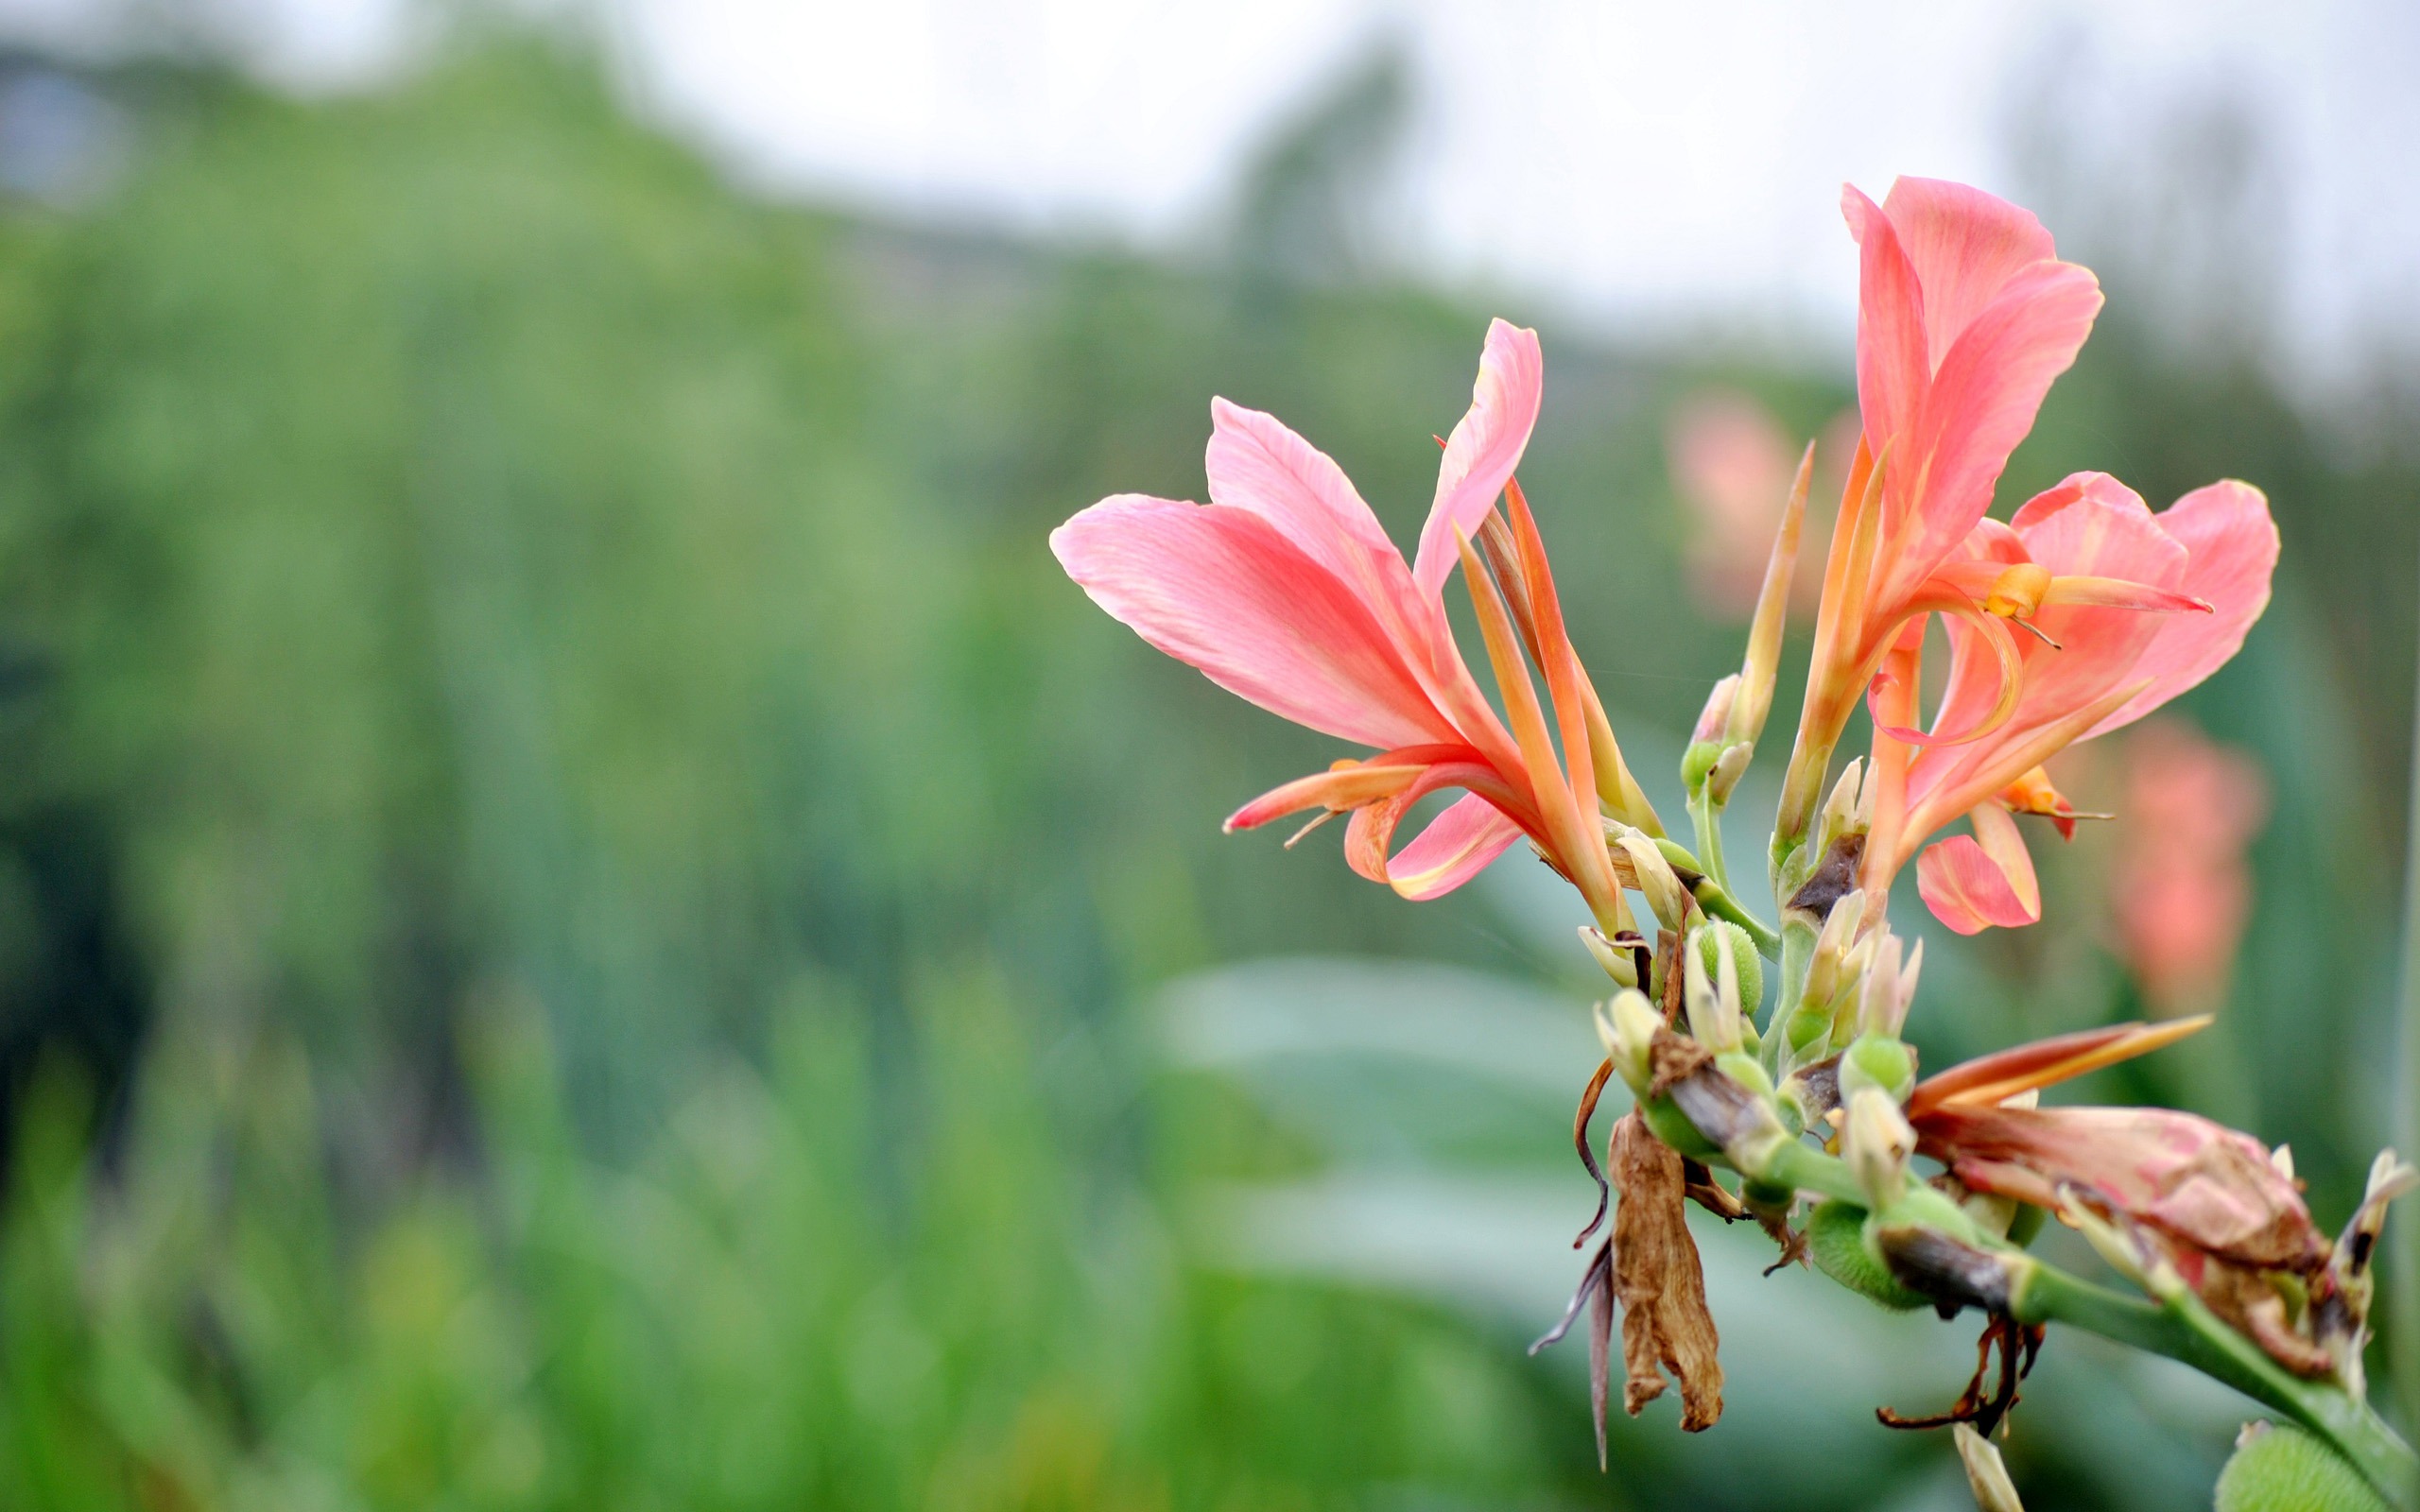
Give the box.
[7,0,2420,380]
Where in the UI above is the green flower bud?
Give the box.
[1839,1031,1916,1105]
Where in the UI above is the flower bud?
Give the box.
[1778,892,1868,1070]
[1856,934,1919,1039]
[1953,1424,2025,1512]
[1606,989,1662,1096]
[1839,1031,1916,1105]
[1614,826,1691,931]
[1818,757,1869,849]
[1580,925,1640,989]
[1690,674,1739,748]
[1843,1087,1914,1211]
[1704,741,1753,805]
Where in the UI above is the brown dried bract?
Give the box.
[1611,1111,1724,1430]
[1786,833,1864,919]
[1646,1030,1713,1100]
[1654,929,1685,1026]
[2198,1260,2335,1378]
[1682,1158,1747,1222]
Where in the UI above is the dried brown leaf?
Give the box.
[1611,1111,1724,1430]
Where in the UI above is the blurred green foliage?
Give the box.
[0,30,2407,1511]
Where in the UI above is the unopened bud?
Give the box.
[1857,934,1913,1039]
[1705,741,1753,805]
[1614,826,1691,930]
[1607,989,1662,1095]
[1818,758,1868,846]
[1843,1087,1914,1211]
[1691,675,1738,747]
[1803,889,1864,1005]
[1580,925,1639,989]
[1839,1032,1916,1106]
[1953,1424,2026,1512]
[1728,440,1807,751]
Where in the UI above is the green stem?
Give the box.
[1688,784,1732,897]
[2014,1263,2419,1509]
[1764,915,1818,1074]
[1667,1069,2419,1506]
[1649,836,1780,959]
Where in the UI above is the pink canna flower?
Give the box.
[1777,178,2107,850]
[1886,473,2277,933]
[1050,321,1651,934]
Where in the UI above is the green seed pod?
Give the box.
[1807,1200,1930,1312]
[2214,1422,2389,1512]
[1692,920,1766,1023]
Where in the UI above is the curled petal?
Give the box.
[1916,803,2039,935]
[1415,319,1544,594]
[1343,762,1540,896]
[1867,596,2024,747]
[1223,760,1432,833]
[1389,793,1528,900]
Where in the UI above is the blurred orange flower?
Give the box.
[1667,390,1850,622]
[2111,717,2268,1015]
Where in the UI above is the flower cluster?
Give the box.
[1052,178,2414,1508]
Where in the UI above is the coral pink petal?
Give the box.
[1842,184,1927,483]
[2014,472,2181,583]
[1872,260,2103,610]
[1385,793,1527,900]
[1879,177,2057,369]
[1052,495,1450,750]
[1413,319,1544,595]
[1223,762,1428,832]
[1918,830,2041,935]
[1915,477,2184,795]
[1206,398,1409,599]
[2084,481,2278,738]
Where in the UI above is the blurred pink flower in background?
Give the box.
[2112,717,2269,1015]
[1666,391,1851,621]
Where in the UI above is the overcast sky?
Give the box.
[8,0,2419,382]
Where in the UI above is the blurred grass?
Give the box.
[0,29,2406,1510]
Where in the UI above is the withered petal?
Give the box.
[1611,1112,1724,1430]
